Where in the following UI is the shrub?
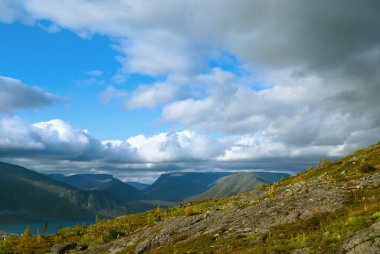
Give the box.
[359,163,376,173]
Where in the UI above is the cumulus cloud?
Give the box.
[0,117,44,151]
[0,118,96,159]
[0,118,219,165]
[0,117,374,182]
[0,76,61,112]
[127,130,222,162]
[164,68,380,152]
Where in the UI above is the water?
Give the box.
[0,219,95,235]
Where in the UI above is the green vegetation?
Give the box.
[1,142,379,253]
[189,172,267,200]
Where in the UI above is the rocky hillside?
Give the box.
[1,142,380,253]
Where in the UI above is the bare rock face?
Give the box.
[341,222,380,254]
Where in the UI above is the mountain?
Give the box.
[244,171,290,183]
[0,162,130,223]
[47,173,118,190]
[143,172,232,201]
[9,142,379,253]
[126,182,150,190]
[47,174,146,203]
[189,172,268,200]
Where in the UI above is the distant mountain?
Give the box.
[0,162,130,223]
[245,171,290,183]
[47,174,145,203]
[189,172,268,200]
[127,182,150,190]
[144,172,232,202]
[47,173,118,190]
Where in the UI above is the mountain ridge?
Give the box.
[0,162,131,223]
[188,172,268,200]
[47,173,146,203]
[143,172,232,201]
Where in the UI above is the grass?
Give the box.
[1,142,379,253]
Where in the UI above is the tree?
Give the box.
[22,226,31,239]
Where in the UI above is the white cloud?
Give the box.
[0,76,61,112]
[127,131,220,162]
[124,82,184,109]
[0,118,219,164]
[0,117,44,150]
[116,31,196,76]
[33,119,90,148]
[163,68,379,152]
[0,116,375,178]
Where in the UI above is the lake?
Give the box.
[0,219,96,235]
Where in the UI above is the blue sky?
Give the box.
[0,22,168,140]
[0,0,379,182]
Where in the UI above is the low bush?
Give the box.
[359,163,376,173]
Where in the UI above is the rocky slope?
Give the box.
[1,142,380,253]
[81,142,380,253]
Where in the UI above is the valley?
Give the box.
[0,162,287,228]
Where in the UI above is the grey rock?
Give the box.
[291,247,310,254]
[341,222,380,254]
[51,242,77,254]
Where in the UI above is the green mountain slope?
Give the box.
[190,172,268,200]
[143,172,231,201]
[2,142,380,253]
[0,162,130,223]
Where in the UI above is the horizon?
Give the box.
[0,0,379,183]
[43,168,294,184]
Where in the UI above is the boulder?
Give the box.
[341,222,380,254]
[51,242,77,254]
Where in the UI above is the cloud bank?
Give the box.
[0,1,379,181]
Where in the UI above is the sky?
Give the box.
[0,0,379,183]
